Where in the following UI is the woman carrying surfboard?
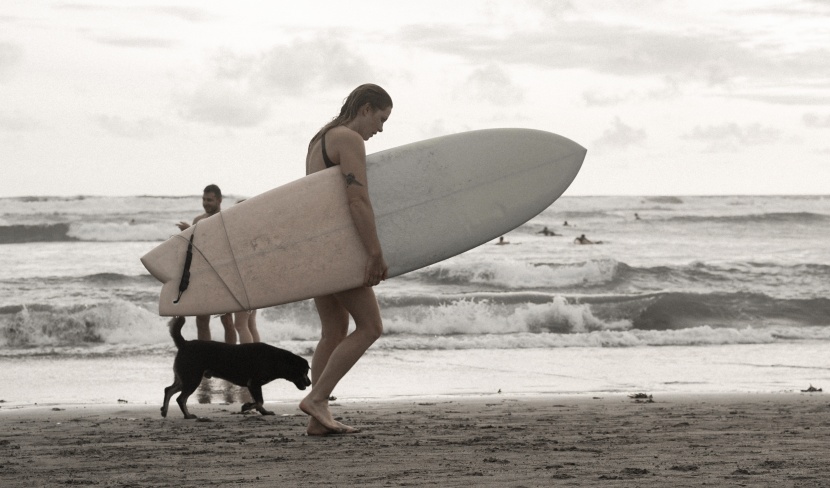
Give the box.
[299,84,393,435]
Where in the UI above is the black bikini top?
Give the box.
[321,131,336,168]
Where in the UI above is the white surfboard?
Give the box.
[141,128,586,316]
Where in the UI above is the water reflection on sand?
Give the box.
[196,377,253,405]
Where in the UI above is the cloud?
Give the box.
[399,23,748,80]
[208,36,374,95]
[52,3,105,11]
[0,41,22,78]
[56,4,196,50]
[251,37,374,95]
[94,114,161,139]
[592,117,646,151]
[142,6,215,22]
[803,113,830,128]
[397,13,830,96]
[525,0,574,17]
[54,3,214,22]
[178,83,271,128]
[0,111,41,132]
[582,90,629,107]
[682,123,781,152]
[583,77,681,106]
[94,36,177,49]
[463,64,524,105]
[732,93,830,106]
[178,35,374,128]
[745,2,830,18]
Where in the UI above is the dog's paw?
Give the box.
[184,414,198,420]
[241,402,256,413]
[259,409,275,416]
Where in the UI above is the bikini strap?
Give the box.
[321,131,336,168]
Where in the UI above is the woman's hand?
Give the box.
[365,253,388,287]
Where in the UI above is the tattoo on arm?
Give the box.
[344,173,364,187]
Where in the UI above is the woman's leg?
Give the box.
[234,311,254,344]
[310,295,350,386]
[301,287,383,433]
[220,313,236,344]
[195,315,211,341]
[248,310,260,343]
[304,294,349,435]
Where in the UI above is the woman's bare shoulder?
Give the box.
[327,126,363,145]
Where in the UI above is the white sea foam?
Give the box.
[1,195,829,358]
[416,257,619,289]
[367,324,830,351]
[67,222,174,242]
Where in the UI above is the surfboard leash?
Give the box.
[173,226,195,304]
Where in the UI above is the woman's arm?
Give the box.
[331,129,388,286]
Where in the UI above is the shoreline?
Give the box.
[4,343,829,408]
[0,389,823,410]
[2,392,828,487]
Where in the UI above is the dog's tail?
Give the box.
[168,316,187,349]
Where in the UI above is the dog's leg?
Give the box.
[161,375,183,418]
[176,378,202,419]
[243,383,274,416]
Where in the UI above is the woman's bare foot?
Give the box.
[306,416,360,436]
[300,397,355,434]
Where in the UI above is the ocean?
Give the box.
[1,194,829,406]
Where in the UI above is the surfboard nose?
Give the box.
[534,130,586,188]
[536,129,587,161]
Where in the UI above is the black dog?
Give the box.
[161,316,311,419]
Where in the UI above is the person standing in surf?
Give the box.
[176,184,236,344]
[300,84,392,435]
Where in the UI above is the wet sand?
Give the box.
[1,393,828,487]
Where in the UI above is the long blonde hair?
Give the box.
[309,84,393,148]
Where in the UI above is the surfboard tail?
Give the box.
[140,238,179,284]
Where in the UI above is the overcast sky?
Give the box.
[1,0,829,197]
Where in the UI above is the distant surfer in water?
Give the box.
[176,184,235,344]
[574,234,602,245]
[300,84,392,435]
[537,226,558,236]
[496,236,510,245]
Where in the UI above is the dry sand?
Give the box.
[1,393,828,487]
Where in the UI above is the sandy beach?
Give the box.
[1,393,828,487]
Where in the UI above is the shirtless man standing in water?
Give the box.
[176,184,235,343]
[300,84,392,435]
